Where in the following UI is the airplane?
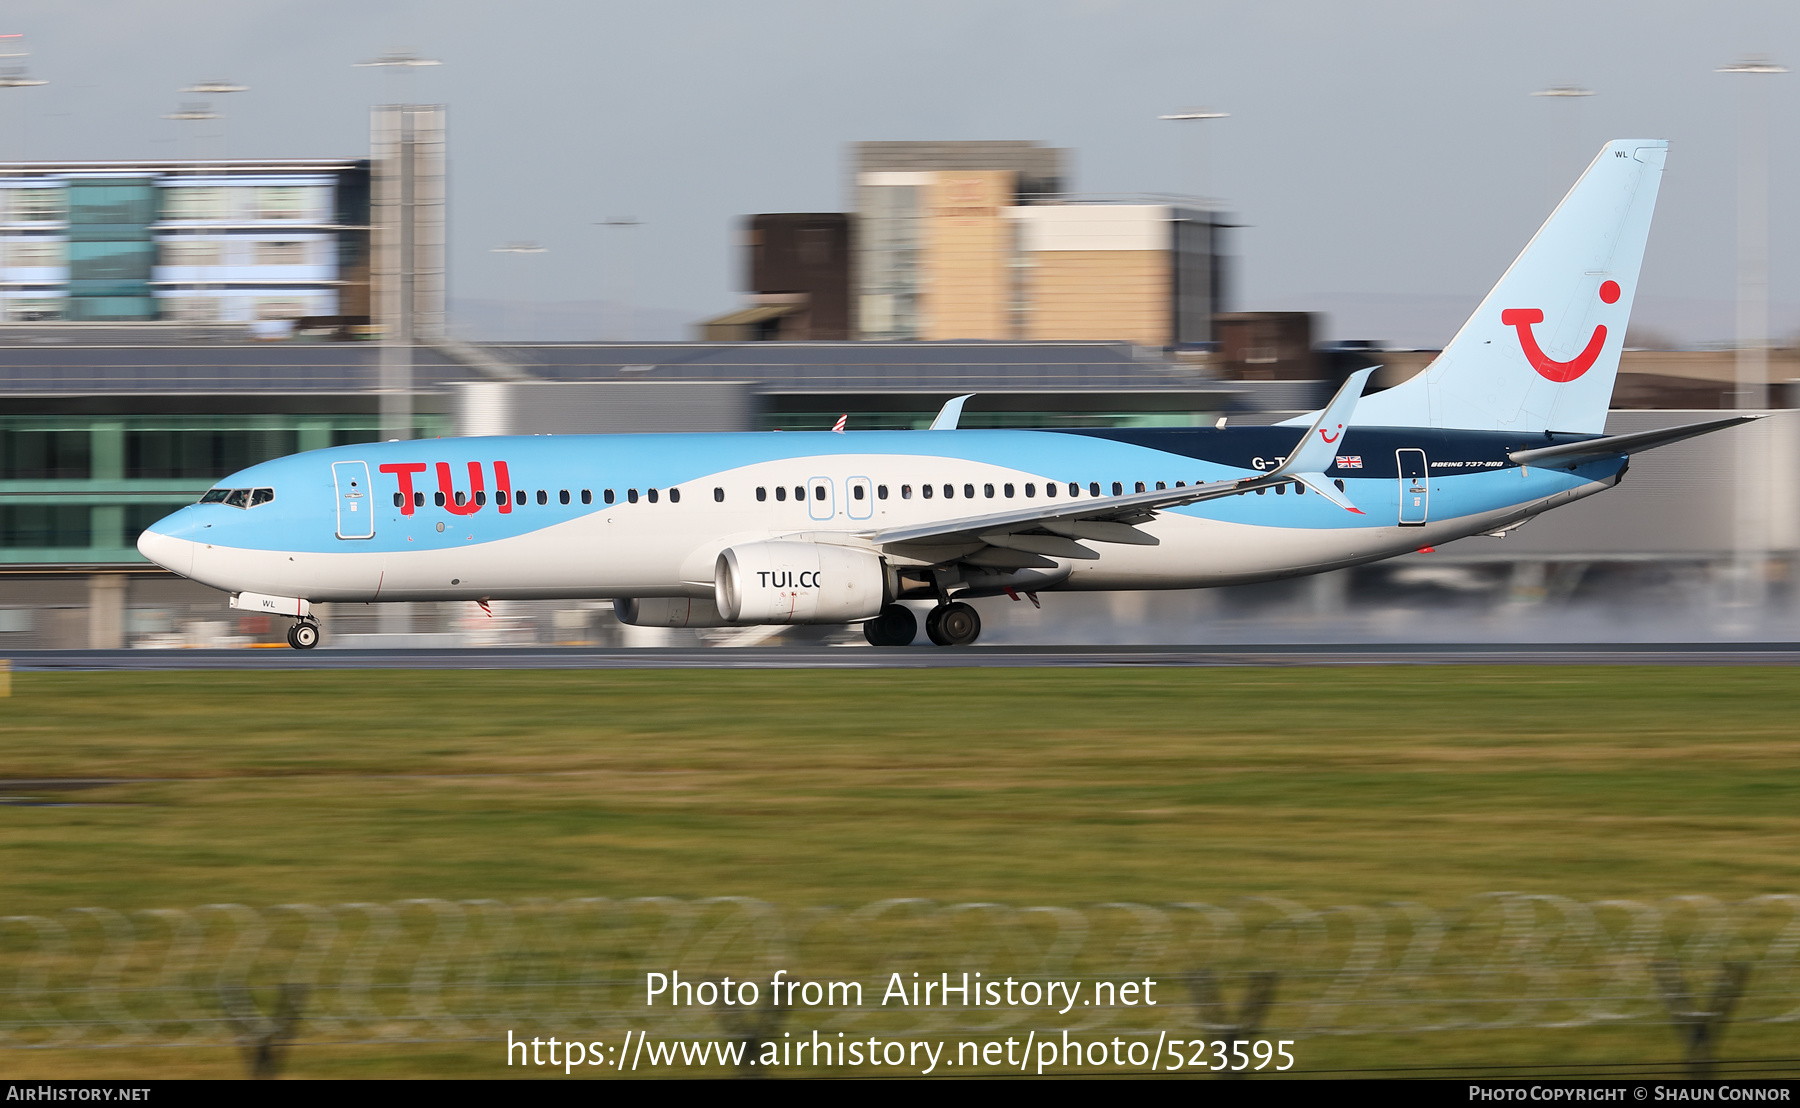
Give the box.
[138,138,1757,650]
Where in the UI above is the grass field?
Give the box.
[1,665,1797,1077]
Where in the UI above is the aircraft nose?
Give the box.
[137,525,196,578]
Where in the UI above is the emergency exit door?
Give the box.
[1396,449,1429,526]
[333,460,375,539]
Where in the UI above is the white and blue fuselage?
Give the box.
[138,424,1619,604]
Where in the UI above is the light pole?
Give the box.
[1158,109,1228,202]
[596,217,639,341]
[164,104,218,325]
[1531,85,1593,211]
[354,50,441,106]
[1717,58,1786,616]
[492,242,546,342]
[181,81,245,160]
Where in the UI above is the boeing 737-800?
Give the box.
[138,139,1754,649]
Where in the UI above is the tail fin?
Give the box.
[1350,139,1667,434]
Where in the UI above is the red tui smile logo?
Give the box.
[1318,424,1342,444]
[1501,280,1621,383]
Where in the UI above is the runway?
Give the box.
[8,642,1800,670]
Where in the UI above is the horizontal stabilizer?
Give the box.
[1507,415,1762,467]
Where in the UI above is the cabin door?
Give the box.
[1396,449,1429,526]
[333,460,376,539]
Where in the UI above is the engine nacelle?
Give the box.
[715,541,891,624]
[613,596,733,628]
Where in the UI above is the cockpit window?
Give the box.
[199,487,275,508]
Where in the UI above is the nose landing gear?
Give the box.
[286,620,320,650]
[924,601,980,647]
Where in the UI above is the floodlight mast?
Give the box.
[1158,108,1228,203]
[1717,56,1787,610]
[492,242,547,341]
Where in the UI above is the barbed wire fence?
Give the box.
[2,893,1796,1075]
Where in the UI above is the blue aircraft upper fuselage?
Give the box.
[146,425,1620,557]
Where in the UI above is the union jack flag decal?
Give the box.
[1335,455,1363,469]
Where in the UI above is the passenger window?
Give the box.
[900,484,911,499]
[200,489,229,504]
[581,490,592,504]
[1004,483,1015,498]
[1295,483,1304,495]
[713,487,724,503]
[435,491,447,507]
[1067,483,1078,497]
[1155,481,1166,491]
[475,491,487,506]
[1135,482,1145,493]
[1112,482,1124,496]
[497,490,508,506]
[943,484,954,499]
[794,486,804,501]
[1335,478,1346,492]
[921,484,933,499]
[1256,487,1266,495]
[415,491,425,507]
[983,483,994,498]
[669,488,680,503]
[627,489,639,504]
[252,488,274,506]
[514,489,525,505]
[812,486,823,501]
[559,490,570,505]
[225,489,250,508]
[1089,482,1100,496]
[1276,484,1286,495]
[393,492,405,507]
[648,488,660,503]
[775,486,787,502]
[963,484,974,499]
[1175,481,1185,488]
[756,487,767,502]
[604,489,616,504]
[852,485,865,500]
[537,490,548,505]
[454,491,467,506]
[877,485,888,500]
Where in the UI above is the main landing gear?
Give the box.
[925,601,980,647]
[862,602,983,647]
[286,619,320,650]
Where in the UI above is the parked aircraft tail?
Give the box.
[1346,139,1668,435]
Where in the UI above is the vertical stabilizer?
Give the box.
[1347,140,1667,434]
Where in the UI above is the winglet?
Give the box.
[1273,368,1374,477]
[930,394,974,430]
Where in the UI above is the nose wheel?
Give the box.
[924,601,980,647]
[286,620,320,650]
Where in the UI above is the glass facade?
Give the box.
[0,413,449,564]
[66,180,157,320]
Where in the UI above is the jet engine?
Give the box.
[714,541,892,624]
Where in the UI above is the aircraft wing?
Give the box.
[1506,414,1762,468]
[865,369,1375,560]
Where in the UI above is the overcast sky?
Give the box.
[5,0,1798,343]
